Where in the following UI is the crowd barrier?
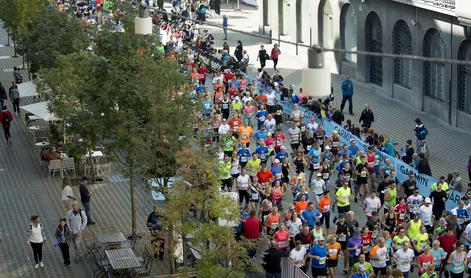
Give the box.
[281,257,309,278]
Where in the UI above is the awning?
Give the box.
[20,101,58,122]
[17,81,38,98]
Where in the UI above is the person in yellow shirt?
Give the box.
[406,216,422,239]
[246,153,261,180]
[430,176,449,191]
[412,225,429,254]
[336,182,352,214]
[238,121,253,147]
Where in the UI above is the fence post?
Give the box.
[296,42,298,55]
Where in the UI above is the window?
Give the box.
[393,20,412,89]
[365,12,383,86]
[423,29,446,101]
[340,4,358,62]
[458,41,471,114]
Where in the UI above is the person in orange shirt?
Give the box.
[294,194,309,214]
[318,191,332,229]
[254,92,268,107]
[326,235,342,277]
[238,121,253,147]
[264,207,281,235]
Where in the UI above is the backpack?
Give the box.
[1,114,10,126]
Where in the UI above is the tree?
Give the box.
[18,6,88,73]
[162,147,254,277]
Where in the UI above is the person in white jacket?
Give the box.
[61,177,75,210]
[26,215,46,269]
[66,201,87,258]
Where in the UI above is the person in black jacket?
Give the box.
[234,40,243,62]
[417,153,432,176]
[359,104,374,130]
[55,218,72,266]
[331,107,345,125]
[262,240,286,277]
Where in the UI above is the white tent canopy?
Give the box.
[17,81,38,98]
[20,101,58,122]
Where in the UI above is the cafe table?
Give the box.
[105,248,142,271]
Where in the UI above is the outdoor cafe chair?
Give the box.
[61,158,76,178]
[48,159,62,176]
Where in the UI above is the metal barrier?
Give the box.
[281,257,309,278]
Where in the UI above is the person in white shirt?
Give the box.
[265,90,276,113]
[61,177,75,210]
[242,93,253,106]
[236,169,251,208]
[26,215,46,269]
[406,188,424,219]
[419,197,434,234]
[370,237,388,278]
[290,240,307,272]
[363,191,381,218]
[393,241,415,276]
[263,114,277,134]
[311,173,326,204]
[218,118,230,140]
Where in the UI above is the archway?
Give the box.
[318,0,333,48]
[423,28,446,101]
[393,20,412,89]
[458,40,471,113]
[365,11,383,86]
[340,4,357,62]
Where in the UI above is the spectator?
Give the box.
[79,177,95,225]
[340,74,354,115]
[359,104,374,130]
[0,106,13,144]
[262,240,285,278]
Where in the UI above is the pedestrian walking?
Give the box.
[0,106,13,144]
[257,45,268,70]
[340,74,354,115]
[222,15,228,40]
[79,176,95,225]
[66,201,87,258]
[26,215,46,269]
[359,104,374,130]
[55,218,72,266]
[0,82,7,108]
[270,44,281,71]
[61,177,75,210]
[9,83,20,115]
[13,66,23,84]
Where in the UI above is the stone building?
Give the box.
[257,0,471,132]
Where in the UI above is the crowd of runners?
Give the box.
[152,1,471,278]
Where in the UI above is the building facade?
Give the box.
[257,0,471,132]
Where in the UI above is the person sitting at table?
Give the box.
[43,147,61,161]
[146,206,165,260]
[55,138,67,153]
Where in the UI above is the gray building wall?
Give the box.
[259,0,471,133]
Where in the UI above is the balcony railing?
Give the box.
[393,0,455,15]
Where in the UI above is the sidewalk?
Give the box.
[203,3,471,183]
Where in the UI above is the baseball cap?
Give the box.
[234,96,240,100]
[425,197,432,203]
[325,146,331,150]
[274,159,280,164]
[280,145,286,150]
[316,173,322,177]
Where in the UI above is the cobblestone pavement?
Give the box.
[0,22,169,278]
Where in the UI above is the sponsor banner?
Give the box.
[279,100,462,209]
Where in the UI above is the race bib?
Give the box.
[322,173,329,179]
[338,234,346,241]
[328,249,338,256]
[307,145,312,151]
[251,193,259,200]
[259,116,266,122]
[355,247,361,256]
[360,171,367,177]
[319,257,326,265]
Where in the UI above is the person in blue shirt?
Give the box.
[270,159,283,183]
[301,202,321,229]
[253,125,268,146]
[201,95,213,117]
[347,140,359,158]
[237,145,252,168]
[256,141,269,164]
[347,230,363,268]
[308,238,328,277]
[352,265,369,278]
[275,145,289,164]
[256,107,268,130]
[308,142,322,184]
[222,15,228,40]
[340,74,354,115]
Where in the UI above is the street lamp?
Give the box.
[135,4,152,35]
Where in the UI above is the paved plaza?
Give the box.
[0,2,470,278]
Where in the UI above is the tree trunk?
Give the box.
[129,162,137,238]
[168,225,176,274]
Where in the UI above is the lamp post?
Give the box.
[135,4,153,35]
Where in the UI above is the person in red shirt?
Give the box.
[0,106,13,144]
[273,129,285,153]
[417,245,434,275]
[243,210,260,240]
[361,227,373,260]
[270,44,281,71]
[197,64,208,85]
[257,164,273,185]
[438,229,457,254]
[394,198,408,224]
[228,113,242,134]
